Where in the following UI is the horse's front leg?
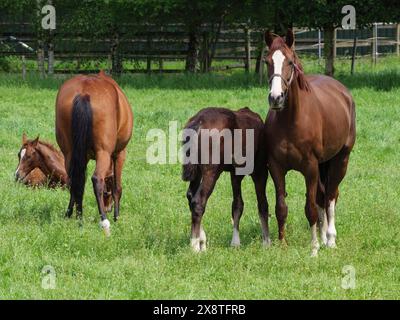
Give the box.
[251,169,271,247]
[303,159,320,257]
[268,160,288,244]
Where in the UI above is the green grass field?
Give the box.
[0,56,399,299]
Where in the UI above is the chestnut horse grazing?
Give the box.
[15,134,68,187]
[56,71,133,235]
[182,107,270,252]
[264,30,356,256]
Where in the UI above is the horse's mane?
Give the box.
[269,37,310,92]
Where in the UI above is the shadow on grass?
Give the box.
[337,71,400,92]
[0,69,399,92]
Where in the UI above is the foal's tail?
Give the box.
[69,94,93,204]
[182,122,200,182]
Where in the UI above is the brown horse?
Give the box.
[55,70,133,235]
[182,107,270,252]
[263,30,356,256]
[15,134,114,211]
[15,134,68,187]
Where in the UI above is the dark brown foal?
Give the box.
[182,107,270,252]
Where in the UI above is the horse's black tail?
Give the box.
[182,122,200,182]
[69,94,93,204]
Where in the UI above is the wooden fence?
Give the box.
[1,22,399,74]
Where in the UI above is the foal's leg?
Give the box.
[269,160,288,244]
[230,172,244,247]
[112,149,126,222]
[252,170,271,247]
[303,159,320,257]
[325,149,351,248]
[92,151,113,236]
[190,167,220,252]
[186,173,201,206]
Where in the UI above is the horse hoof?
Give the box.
[327,241,337,248]
[262,239,272,248]
[100,219,111,237]
[230,240,241,248]
[311,250,319,257]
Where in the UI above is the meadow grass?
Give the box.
[0,56,399,299]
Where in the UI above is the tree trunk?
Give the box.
[111,31,122,76]
[36,0,45,78]
[244,26,251,73]
[185,31,199,73]
[47,31,54,75]
[208,18,224,70]
[201,32,209,73]
[255,33,264,74]
[47,0,54,75]
[324,25,335,76]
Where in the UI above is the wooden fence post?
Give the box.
[351,30,357,75]
[22,55,26,80]
[396,23,400,56]
[333,28,337,59]
[147,34,151,74]
[259,45,267,85]
[372,23,378,65]
[245,26,251,73]
[159,59,163,73]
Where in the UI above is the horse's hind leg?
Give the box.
[104,175,114,213]
[186,172,201,206]
[230,172,244,247]
[190,166,220,252]
[65,193,75,218]
[317,163,328,246]
[325,148,351,248]
[92,151,113,236]
[303,158,320,257]
[112,149,126,222]
[64,153,75,218]
[252,169,271,247]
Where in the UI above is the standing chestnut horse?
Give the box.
[264,30,356,256]
[56,71,133,236]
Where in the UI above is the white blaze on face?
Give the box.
[15,148,26,176]
[270,50,286,99]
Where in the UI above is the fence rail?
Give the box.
[1,22,399,74]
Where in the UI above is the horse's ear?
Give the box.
[264,30,274,48]
[32,136,39,147]
[285,29,294,48]
[22,132,27,144]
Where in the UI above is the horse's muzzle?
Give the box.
[268,94,285,111]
